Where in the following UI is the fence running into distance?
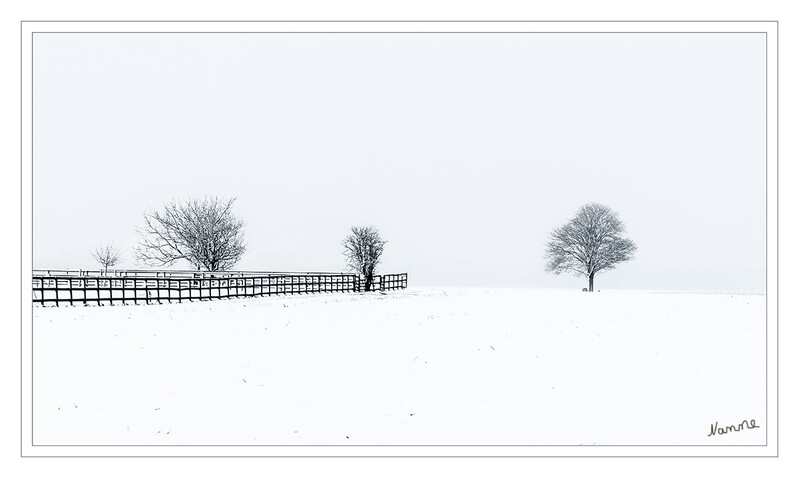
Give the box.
[31,269,408,307]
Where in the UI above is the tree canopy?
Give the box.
[545,203,636,291]
[343,226,387,292]
[135,196,246,271]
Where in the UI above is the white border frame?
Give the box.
[20,20,778,457]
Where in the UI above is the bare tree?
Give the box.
[545,203,637,292]
[91,243,121,274]
[135,196,246,271]
[343,226,387,292]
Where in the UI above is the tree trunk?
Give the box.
[589,272,595,292]
[365,274,373,292]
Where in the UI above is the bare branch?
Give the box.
[544,203,637,290]
[134,196,246,271]
[91,243,122,274]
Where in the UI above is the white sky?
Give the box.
[32,32,766,291]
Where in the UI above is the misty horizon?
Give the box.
[32,32,766,292]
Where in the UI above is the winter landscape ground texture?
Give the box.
[32,288,766,446]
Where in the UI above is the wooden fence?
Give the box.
[32,271,408,307]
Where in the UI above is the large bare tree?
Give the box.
[91,243,121,274]
[545,203,637,291]
[343,226,387,292]
[135,196,246,271]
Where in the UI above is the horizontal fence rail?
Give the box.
[31,269,351,279]
[32,271,408,307]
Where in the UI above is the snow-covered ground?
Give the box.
[32,287,766,446]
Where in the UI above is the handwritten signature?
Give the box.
[708,419,760,437]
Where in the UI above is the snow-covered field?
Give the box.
[32,287,766,446]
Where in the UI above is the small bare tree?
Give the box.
[135,196,246,271]
[91,243,121,274]
[545,203,637,291]
[343,226,387,292]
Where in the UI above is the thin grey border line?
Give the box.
[20,22,25,460]
[21,455,780,459]
[25,26,774,452]
[21,20,778,23]
[24,25,776,456]
[25,27,774,453]
[29,31,768,34]
[775,20,779,459]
